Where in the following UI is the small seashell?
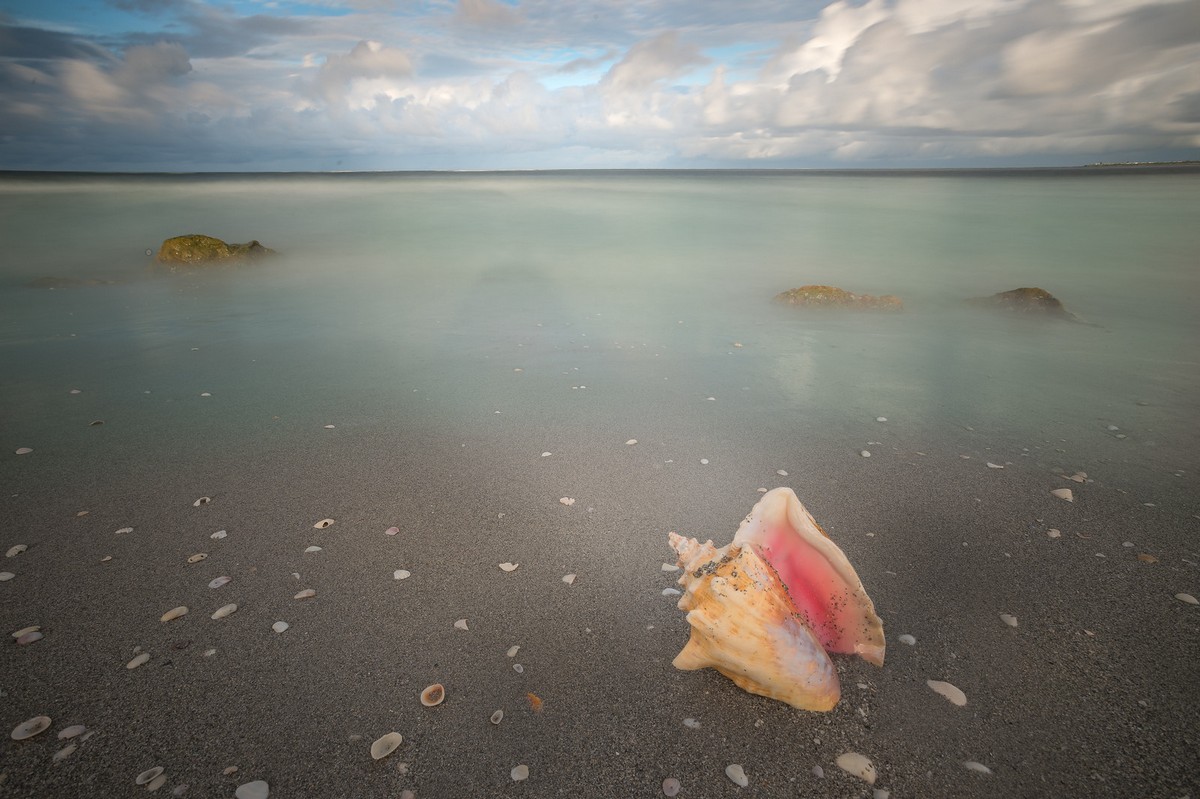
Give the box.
[927,679,967,706]
[370,732,403,760]
[626,439,637,445]
[1176,593,1199,605]
[127,652,151,669]
[193,497,211,506]
[986,462,1004,469]
[661,562,680,572]
[513,664,524,673]
[101,555,112,562]
[1138,553,1158,563]
[499,562,518,572]
[963,761,993,775]
[53,742,78,761]
[507,645,520,657]
[511,764,529,782]
[1051,488,1074,502]
[313,519,334,529]
[147,774,168,791]
[200,392,211,397]
[15,447,33,455]
[898,634,916,645]
[385,527,400,536]
[115,527,134,535]
[0,571,13,581]
[58,725,86,739]
[700,458,709,464]
[17,631,44,645]
[454,618,469,630]
[490,709,504,724]
[1000,613,1018,627]
[876,417,887,422]
[393,570,411,580]
[211,604,238,619]
[323,424,335,429]
[294,589,316,600]
[234,780,269,799]
[420,683,445,706]
[526,693,543,712]
[662,777,681,796]
[204,649,217,657]
[7,544,28,557]
[559,497,575,506]
[682,718,700,729]
[812,765,824,778]
[725,763,748,787]
[12,625,40,638]
[562,573,576,585]
[661,587,681,597]
[836,753,877,784]
[1047,528,1062,538]
[861,450,871,457]
[209,576,231,589]
[304,546,322,553]
[187,554,207,564]
[11,715,51,740]
[210,530,227,539]
[272,621,289,633]
[136,766,164,785]
[160,606,188,622]
[89,419,104,426]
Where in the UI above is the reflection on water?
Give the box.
[1,171,1198,466]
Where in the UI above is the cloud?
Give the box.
[312,40,414,107]
[455,0,521,28]
[602,32,709,92]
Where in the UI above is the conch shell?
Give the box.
[668,487,884,711]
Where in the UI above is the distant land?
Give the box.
[1084,160,1200,167]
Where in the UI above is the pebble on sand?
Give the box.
[371,732,403,760]
[1000,614,1018,627]
[136,767,164,785]
[963,761,993,775]
[836,753,877,785]
[559,497,575,506]
[626,439,637,445]
[272,622,289,633]
[193,497,211,506]
[662,777,681,796]
[507,645,520,657]
[1176,593,1199,605]
[126,652,151,669]
[455,619,469,630]
[1051,488,1074,502]
[499,562,519,572]
[210,530,227,539]
[304,546,322,553]
[420,684,445,707]
[17,631,43,645]
[7,544,28,557]
[15,448,33,455]
[393,570,411,580]
[186,554,207,564]
[294,589,316,600]
[511,765,529,782]
[861,450,871,458]
[211,604,238,619]
[115,527,134,534]
[562,573,577,585]
[927,679,968,706]
[725,763,749,788]
[314,519,334,529]
[160,606,188,622]
[1047,529,1062,539]
[490,710,504,725]
[385,527,400,536]
[234,780,269,799]
[58,725,86,739]
[11,716,51,740]
[53,742,78,761]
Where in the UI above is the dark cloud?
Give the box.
[0,23,113,62]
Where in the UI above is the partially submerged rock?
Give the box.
[966,287,1079,321]
[774,285,903,311]
[154,235,276,269]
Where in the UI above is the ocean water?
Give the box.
[2,169,1198,472]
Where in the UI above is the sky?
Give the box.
[1,0,1199,171]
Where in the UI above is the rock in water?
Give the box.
[773,285,903,311]
[154,235,276,269]
[965,287,1080,321]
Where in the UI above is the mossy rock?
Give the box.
[774,285,903,311]
[966,287,1079,321]
[154,235,276,269]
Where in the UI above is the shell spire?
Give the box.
[667,489,884,711]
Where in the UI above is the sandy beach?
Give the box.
[2,351,1198,798]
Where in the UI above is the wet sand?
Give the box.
[2,375,1198,799]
